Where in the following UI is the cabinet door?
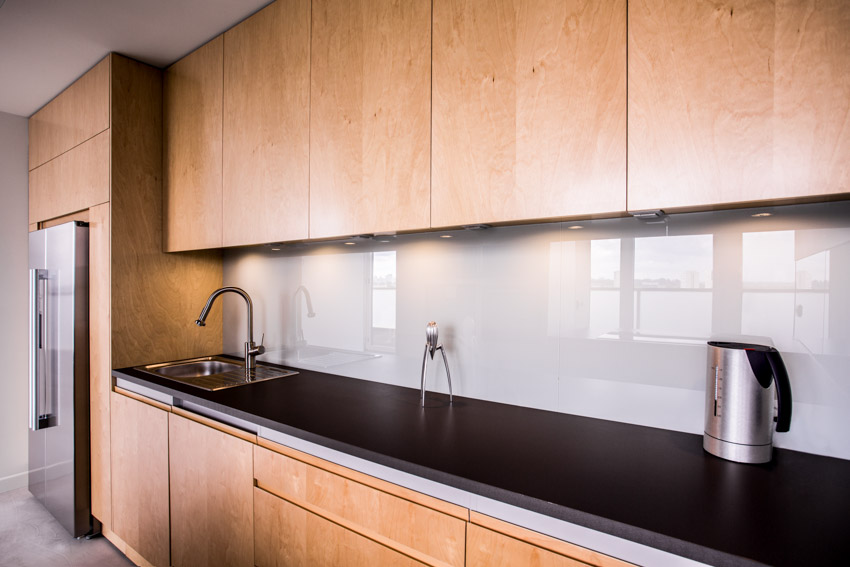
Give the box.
[309,0,431,239]
[29,56,109,170]
[110,391,170,567]
[28,130,110,224]
[169,412,254,567]
[163,37,223,252]
[432,0,626,227]
[254,487,430,567]
[628,1,775,211]
[628,1,850,211]
[774,0,850,200]
[223,0,310,247]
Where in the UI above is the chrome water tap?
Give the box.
[195,287,265,371]
[420,321,453,406]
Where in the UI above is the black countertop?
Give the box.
[115,358,850,567]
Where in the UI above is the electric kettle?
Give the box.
[704,341,792,464]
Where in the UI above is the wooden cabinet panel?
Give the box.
[629,0,850,211]
[163,37,223,252]
[110,391,170,567]
[309,0,431,238]
[255,442,466,567]
[254,487,436,567]
[169,412,254,567]
[628,0,775,211]
[468,513,634,567]
[432,0,626,227]
[89,203,111,529]
[774,0,850,199]
[223,0,310,246]
[112,54,223,369]
[28,130,110,224]
[29,57,109,170]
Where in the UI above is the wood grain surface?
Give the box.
[774,0,850,199]
[110,54,222,369]
[628,0,775,211]
[28,56,110,170]
[223,0,310,246]
[469,512,635,567]
[309,0,431,238]
[169,413,254,567]
[110,391,171,567]
[432,0,626,227]
[254,487,445,567]
[28,130,110,224]
[88,203,111,530]
[255,444,466,567]
[163,37,224,251]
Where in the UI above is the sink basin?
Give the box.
[136,356,298,391]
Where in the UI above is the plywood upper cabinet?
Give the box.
[29,57,110,170]
[432,0,627,228]
[628,0,850,211]
[774,0,850,200]
[309,0,431,239]
[28,130,110,224]
[223,0,310,247]
[164,37,224,252]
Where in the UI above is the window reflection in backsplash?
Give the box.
[223,201,850,460]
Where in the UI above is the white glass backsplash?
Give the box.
[222,202,850,460]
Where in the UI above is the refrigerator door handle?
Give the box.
[29,269,47,431]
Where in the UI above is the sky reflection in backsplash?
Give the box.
[223,201,850,459]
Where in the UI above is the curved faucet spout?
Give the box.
[195,287,263,370]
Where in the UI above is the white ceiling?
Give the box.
[0,0,272,117]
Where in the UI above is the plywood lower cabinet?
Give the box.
[467,512,634,567]
[169,410,255,567]
[254,440,467,567]
[109,390,171,567]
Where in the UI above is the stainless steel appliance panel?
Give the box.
[28,221,91,537]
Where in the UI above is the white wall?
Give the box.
[0,111,29,492]
[224,201,850,461]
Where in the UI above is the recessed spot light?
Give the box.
[751,212,772,218]
[271,248,281,251]
[439,234,453,239]
[378,240,390,243]
[344,242,356,246]
[567,225,583,230]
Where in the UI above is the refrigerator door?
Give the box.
[28,221,91,537]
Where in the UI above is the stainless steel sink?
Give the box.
[136,356,298,391]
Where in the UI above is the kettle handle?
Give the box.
[766,350,792,432]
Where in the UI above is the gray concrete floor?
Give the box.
[0,487,133,567]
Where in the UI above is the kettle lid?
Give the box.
[708,340,773,352]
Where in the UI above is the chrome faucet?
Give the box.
[420,321,453,406]
[293,285,316,347]
[195,287,265,371]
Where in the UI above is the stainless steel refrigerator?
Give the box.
[28,221,94,537]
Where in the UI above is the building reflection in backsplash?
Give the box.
[222,201,850,460]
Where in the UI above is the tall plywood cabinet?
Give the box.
[27,54,223,549]
[309,0,431,239]
[628,0,850,211]
[431,0,627,227]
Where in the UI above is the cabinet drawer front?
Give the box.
[255,444,466,567]
[28,130,110,224]
[29,56,109,170]
[468,514,635,567]
[255,487,440,567]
